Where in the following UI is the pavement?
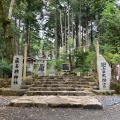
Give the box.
[0,101,120,120]
[1,95,120,120]
[8,95,102,109]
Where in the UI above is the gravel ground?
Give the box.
[0,96,19,107]
[0,95,120,120]
[96,95,120,108]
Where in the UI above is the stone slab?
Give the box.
[8,96,102,109]
[93,90,115,95]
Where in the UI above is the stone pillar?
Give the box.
[37,60,47,76]
[96,41,111,90]
[11,55,23,90]
[97,55,111,90]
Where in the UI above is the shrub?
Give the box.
[55,58,64,70]
[47,60,56,69]
[110,82,120,94]
[75,51,97,73]
[0,61,12,78]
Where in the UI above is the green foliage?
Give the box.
[76,67,89,73]
[111,82,120,94]
[98,2,120,53]
[86,51,97,69]
[75,51,97,72]
[47,60,56,69]
[33,64,39,73]
[55,58,64,70]
[113,83,120,94]
[0,0,119,64]
[33,44,40,50]
[99,44,120,72]
[100,44,116,54]
[0,61,12,78]
[75,51,89,67]
[104,52,120,69]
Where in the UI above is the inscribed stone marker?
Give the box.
[97,54,111,90]
[11,55,23,90]
[96,41,111,90]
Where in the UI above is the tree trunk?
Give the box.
[18,18,21,54]
[91,21,93,44]
[85,5,89,50]
[14,17,18,55]
[60,10,64,49]
[67,4,73,71]
[82,27,84,45]
[25,20,29,44]
[71,12,74,45]
[55,9,58,59]
[85,14,89,50]
[75,15,79,48]
[69,54,73,71]
[8,0,15,19]
[68,4,70,53]
[0,0,15,62]
[78,0,82,50]
[29,26,32,56]
[64,7,67,54]
[50,40,52,59]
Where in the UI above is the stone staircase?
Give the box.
[24,76,97,96]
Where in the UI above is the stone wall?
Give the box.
[0,76,34,88]
[0,78,11,88]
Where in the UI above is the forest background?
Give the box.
[0,0,120,77]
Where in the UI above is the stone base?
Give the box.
[0,88,26,96]
[49,74,56,76]
[92,90,115,95]
[8,96,103,109]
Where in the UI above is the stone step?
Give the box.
[29,87,84,91]
[37,76,92,79]
[26,91,93,96]
[37,77,63,80]
[34,81,92,85]
[33,82,90,86]
[22,76,96,95]
[33,82,96,86]
[31,84,91,88]
[37,76,81,79]
[35,80,95,83]
[35,78,94,82]
[20,85,31,89]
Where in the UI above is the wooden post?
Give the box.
[96,41,99,57]
[23,43,28,81]
[96,40,99,83]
